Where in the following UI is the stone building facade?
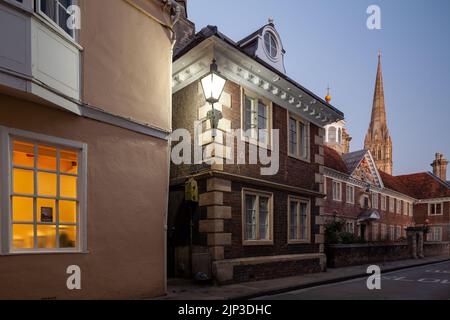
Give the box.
[168,15,344,283]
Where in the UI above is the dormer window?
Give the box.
[264,31,278,59]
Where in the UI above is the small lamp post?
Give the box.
[200,59,226,138]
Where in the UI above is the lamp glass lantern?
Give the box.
[200,59,226,105]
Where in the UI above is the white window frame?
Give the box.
[403,201,409,216]
[389,197,395,213]
[241,188,274,246]
[346,185,354,204]
[332,181,342,202]
[372,193,379,210]
[287,112,310,162]
[428,227,443,242]
[35,0,78,41]
[287,196,311,244]
[389,225,395,241]
[428,202,444,216]
[396,199,401,214]
[409,203,414,217]
[381,195,387,211]
[0,126,87,255]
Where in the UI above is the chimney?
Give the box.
[173,0,196,55]
[431,153,448,181]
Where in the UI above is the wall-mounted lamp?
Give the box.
[200,59,226,138]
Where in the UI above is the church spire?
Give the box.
[364,51,393,175]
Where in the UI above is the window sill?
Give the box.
[243,240,274,246]
[288,240,311,245]
[2,250,89,256]
[288,154,311,164]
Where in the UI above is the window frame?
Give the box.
[346,185,354,204]
[0,126,87,255]
[372,193,379,210]
[241,88,273,149]
[381,195,387,211]
[428,226,443,242]
[241,188,274,246]
[332,180,342,202]
[428,202,444,216]
[372,223,379,241]
[287,112,311,162]
[396,199,401,214]
[35,0,79,41]
[389,197,395,213]
[287,196,311,244]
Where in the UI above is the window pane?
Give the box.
[259,197,269,240]
[37,198,56,223]
[245,195,256,240]
[37,225,56,249]
[290,201,298,240]
[13,141,35,168]
[59,200,76,224]
[60,149,78,174]
[37,172,57,197]
[38,145,57,171]
[289,118,297,155]
[12,224,34,249]
[59,225,77,248]
[12,196,34,222]
[60,175,77,199]
[299,122,307,158]
[300,203,308,240]
[13,169,34,195]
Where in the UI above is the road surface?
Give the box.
[259,260,450,300]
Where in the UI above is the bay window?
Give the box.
[37,0,76,38]
[242,189,273,245]
[288,196,310,243]
[288,114,310,161]
[243,90,271,146]
[0,126,87,254]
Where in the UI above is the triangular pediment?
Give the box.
[346,150,384,188]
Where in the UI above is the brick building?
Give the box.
[168,6,344,283]
[323,53,450,244]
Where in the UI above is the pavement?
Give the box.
[157,256,450,300]
[259,259,450,300]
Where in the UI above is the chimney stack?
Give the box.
[431,153,448,181]
[173,0,195,55]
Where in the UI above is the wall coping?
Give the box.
[327,243,408,249]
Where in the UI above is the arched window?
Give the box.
[328,127,337,143]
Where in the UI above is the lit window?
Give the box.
[429,203,443,216]
[288,114,310,160]
[346,185,354,204]
[264,32,278,58]
[243,190,273,244]
[332,181,342,202]
[37,0,76,38]
[243,91,271,146]
[288,197,310,243]
[0,127,86,254]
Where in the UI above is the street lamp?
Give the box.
[200,59,226,138]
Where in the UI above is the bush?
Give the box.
[325,220,367,244]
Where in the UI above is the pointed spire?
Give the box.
[364,51,393,175]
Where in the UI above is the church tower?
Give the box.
[364,52,393,175]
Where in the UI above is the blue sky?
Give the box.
[188,0,450,176]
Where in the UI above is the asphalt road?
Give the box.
[259,260,450,300]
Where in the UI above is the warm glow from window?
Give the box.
[11,139,79,251]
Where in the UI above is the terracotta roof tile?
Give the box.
[396,173,450,199]
[324,146,348,174]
